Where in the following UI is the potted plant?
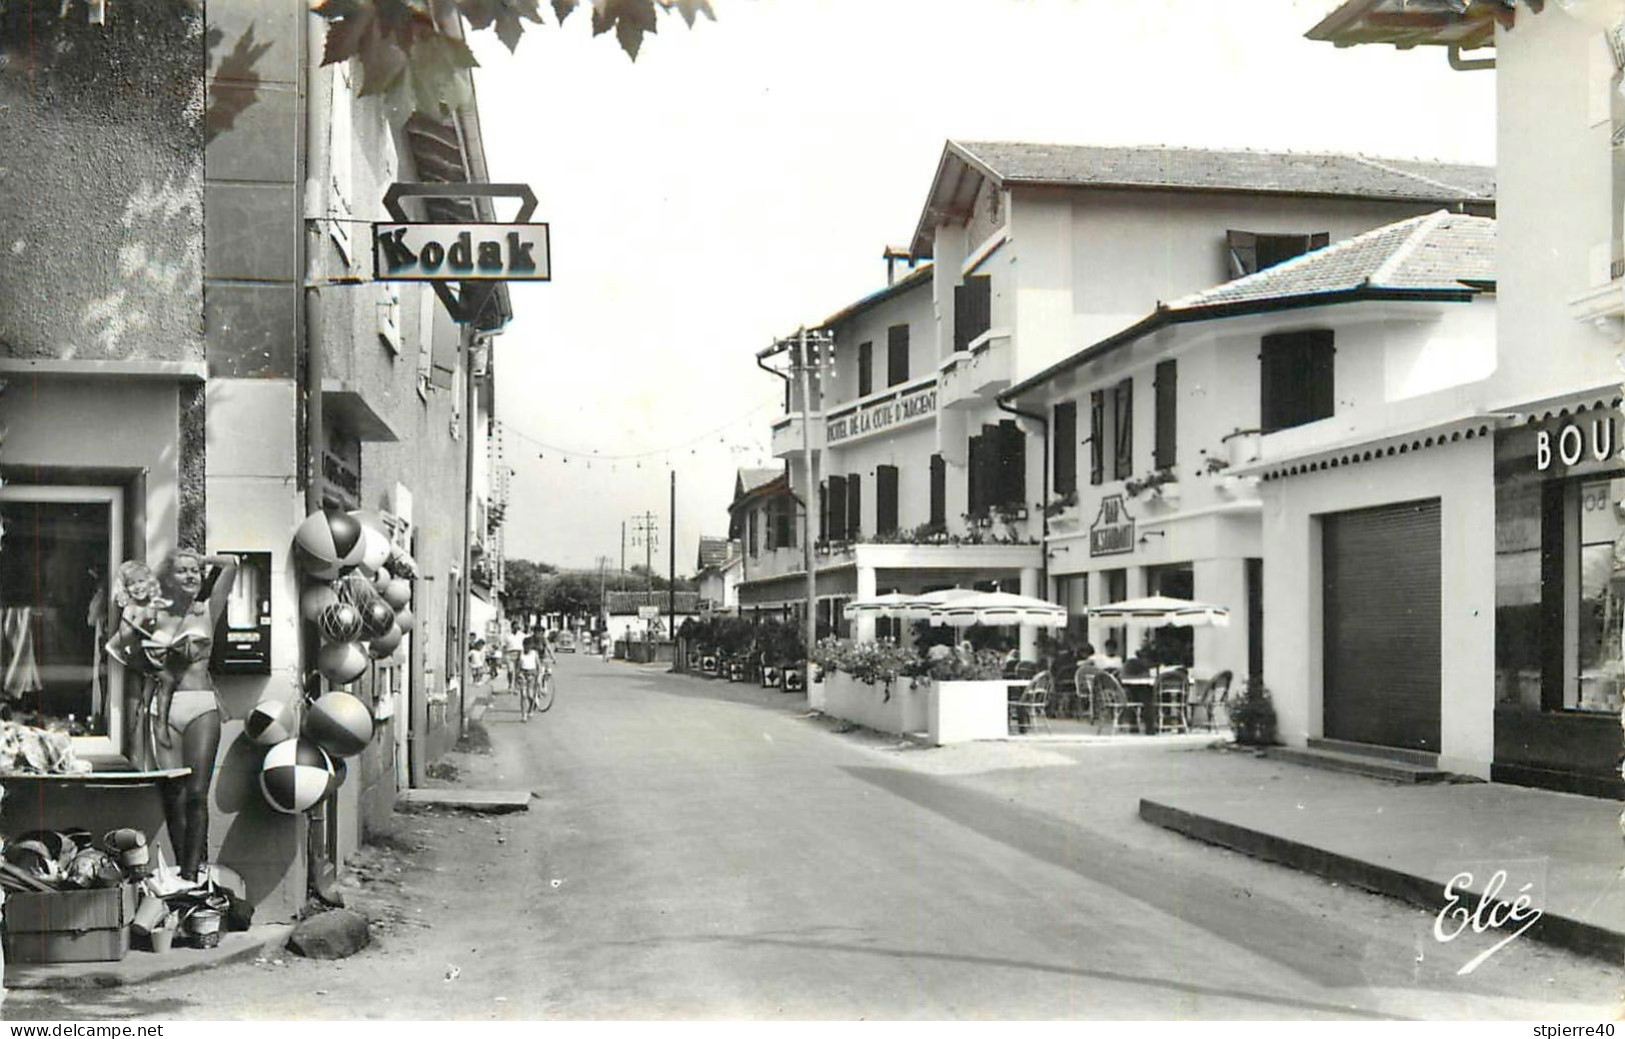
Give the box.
[1227,677,1278,746]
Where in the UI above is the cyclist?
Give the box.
[503,621,526,689]
[517,635,541,721]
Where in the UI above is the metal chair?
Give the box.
[1092,671,1143,735]
[1189,669,1234,733]
[1156,669,1190,734]
[1007,670,1052,735]
[1073,665,1101,723]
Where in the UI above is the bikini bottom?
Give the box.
[168,687,219,734]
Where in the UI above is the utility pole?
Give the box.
[787,326,833,692]
[620,521,626,591]
[629,511,660,637]
[669,470,676,643]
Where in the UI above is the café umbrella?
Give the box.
[1085,595,1231,628]
[928,591,1069,629]
[841,593,915,620]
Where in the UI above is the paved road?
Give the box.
[18,655,1620,1020]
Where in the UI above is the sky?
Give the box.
[469,0,1497,573]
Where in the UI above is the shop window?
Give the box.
[1143,563,1194,667]
[1494,475,1625,715]
[858,342,873,398]
[954,274,992,352]
[1226,230,1329,278]
[1053,400,1077,498]
[0,486,124,751]
[773,497,796,550]
[1575,478,1625,714]
[887,325,909,387]
[1260,330,1335,433]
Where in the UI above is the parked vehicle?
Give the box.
[557,631,577,653]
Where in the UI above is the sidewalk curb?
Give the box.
[4,925,293,991]
[1139,798,1625,965]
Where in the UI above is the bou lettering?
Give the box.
[373,223,549,281]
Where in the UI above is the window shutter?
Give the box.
[858,342,873,397]
[887,325,909,386]
[929,454,946,527]
[1053,401,1077,497]
[763,503,776,551]
[818,480,827,542]
[997,420,1024,508]
[967,435,983,516]
[1307,329,1336,423]
[847,474,862,539]
[827,476,847,541]
[1113,379,1133,480]
[1226,230,1257,279]
[967,275,992,344]
[953,285,970,352]
[1154,359,1177,470]
[876,465,899,535]
[1089,391,1105,486]
[748,510,759,557]
[978,424,1002,512]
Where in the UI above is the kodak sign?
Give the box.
[372,222,551,281]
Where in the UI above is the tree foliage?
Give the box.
[501,557,553,614]
[313,0,716,116]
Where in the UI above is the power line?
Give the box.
[502,396,780,462]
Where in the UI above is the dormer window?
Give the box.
[1227,230,1330,278]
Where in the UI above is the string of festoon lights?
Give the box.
[498,396,782,471]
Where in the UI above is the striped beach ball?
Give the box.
[259,738,333,815]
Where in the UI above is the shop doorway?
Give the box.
[1322,499,1441,752]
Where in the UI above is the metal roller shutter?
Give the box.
[1322,498,1442,752]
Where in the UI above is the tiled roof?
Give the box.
[1166,210,1494,311]
[737,468,782,494]
[695,536,734,572]
[954,142,1496,203]
[1305,0,1509,52]
[913,139,1494,257]
[1003,212,1494,400]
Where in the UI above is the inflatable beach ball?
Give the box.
[244,698,297,747]
[336,572,380,610]
[390,607,414,634]
[367,624,403,659]
[305,691,374,758]
[325,755,349,802]
[316,641,370,685]
[380,578,411,612]
[260,738,334,815]
[360,599,397,639]
[293,509,366,579]
[299,583,340,623]
[317,601,364,644]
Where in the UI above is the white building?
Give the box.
[695,535,741,615]
[750,141,1494,659]
[1304,0,1625,796]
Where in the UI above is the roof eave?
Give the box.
[1001,285,1485,401]
[1304,0,1510,51]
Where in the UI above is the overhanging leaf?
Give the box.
[551,0,579,24]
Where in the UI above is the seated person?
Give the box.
[1087,638,1124,672]
[1121,653,1152,680]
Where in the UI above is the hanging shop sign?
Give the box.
[372,223,550,282]
[825,380,937,446]
[1089,494,1136,557]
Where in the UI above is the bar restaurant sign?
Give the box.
[373,223,551,281]
[1089,494,1135,557]
[826,381,937,445]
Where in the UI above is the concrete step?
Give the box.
[396,788,532,813]
[1306,737,1438,768]
[1263,745,1452,784]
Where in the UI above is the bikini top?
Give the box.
[143,611,213,669]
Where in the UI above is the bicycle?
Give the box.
[517,666,555,721]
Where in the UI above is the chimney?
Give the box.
[883,246,915,286]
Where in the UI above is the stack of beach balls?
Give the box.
[247,509,417,815]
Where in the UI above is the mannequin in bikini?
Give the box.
[152,550,237,882]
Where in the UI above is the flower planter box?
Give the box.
[821,670,929,735]
[928,680,1013,745]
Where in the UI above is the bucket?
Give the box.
[149,924,176,954]
[105,829,149,870]
[185,908,223,949]
[131,893,169,937]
